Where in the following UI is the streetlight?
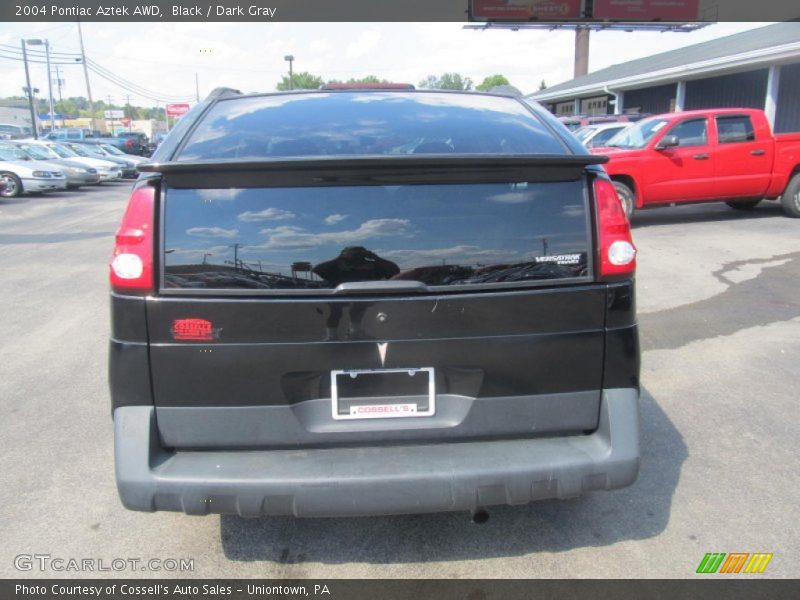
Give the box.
[20,40,38,139]
[284,55,294,90]
[25,38,55,135]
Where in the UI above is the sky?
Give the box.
[0,21,772,107]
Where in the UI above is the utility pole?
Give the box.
[574,26,590,78]
[125,94,132,132]
[54,65,66,127]
[106,95,114,133]
[42,41,55,133]
[20,41,38,139]
[77,22,96,131]
[195,72,200,101]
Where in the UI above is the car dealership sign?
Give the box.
[471,0,582,20]
[593,0,700,20]
[166,103,191,117]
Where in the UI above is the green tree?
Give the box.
[1,95,169,122]
[476,74,510,92]
[418,73,473,91]
[347,75,388,84]
[276,72,324,91]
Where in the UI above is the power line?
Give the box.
[0,44,193,104]
[86,63,195,101]
[84,57,188,97]
[0,51,83,66]
[84,63,194,103]
[0,44,82,60]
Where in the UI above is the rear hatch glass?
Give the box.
[174,91,567,160]
[162,180,592,293]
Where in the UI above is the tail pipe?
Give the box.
[471,507,490,524]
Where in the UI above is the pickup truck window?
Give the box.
[666,118,708,147]
[162,181,591,292]
[605,118,668,149]
[716,115,756,144]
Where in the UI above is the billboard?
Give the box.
[166,103,191,117]
[593,0,700,20]
[471,0,583,20]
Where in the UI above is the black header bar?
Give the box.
[3,579,800,600]
[2,0,799,22]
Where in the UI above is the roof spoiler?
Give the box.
[138,154,608,189]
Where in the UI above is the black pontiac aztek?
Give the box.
[109,87,640,518]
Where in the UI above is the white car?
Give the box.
[40,141,123,182]
[573,122,632,149]
[0,142,67,198]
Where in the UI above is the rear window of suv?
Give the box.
[162,181,592,293]
[175,92,567,160]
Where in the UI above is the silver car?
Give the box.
[13,141,101,188]
[97,143,148,165]
[41,141,122,182]
[0,142,67,198]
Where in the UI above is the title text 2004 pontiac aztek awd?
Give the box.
[109,88,640,518]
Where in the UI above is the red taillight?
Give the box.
[594,178,636,279]
[126,139,133,149]
[110,183,155,293]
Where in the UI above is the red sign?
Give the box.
[593,0,700,20]
[166,103,191,117]
[471,0,582,20]
[120,117,131,126]
[171,318,215,341]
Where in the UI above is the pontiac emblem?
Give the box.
[377,343,388,367]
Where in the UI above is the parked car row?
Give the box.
[44,128,156,157]
[0,139,140,198]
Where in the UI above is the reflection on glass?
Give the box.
[178,92,566,161]
[163,181,590,291]
[313,247,399,285]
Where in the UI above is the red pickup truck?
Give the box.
[592,108,800,218]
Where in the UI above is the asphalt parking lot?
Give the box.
[1,183,798,579]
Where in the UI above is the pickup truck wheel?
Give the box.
[725,199,761,210]
[613,181,635,220]
[781,174,800,218]
[0,172,22,198]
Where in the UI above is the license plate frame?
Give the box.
[330,367,435,420]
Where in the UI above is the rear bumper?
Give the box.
[114,388,639,517]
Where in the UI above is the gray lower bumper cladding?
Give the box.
[114,389,639,517]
